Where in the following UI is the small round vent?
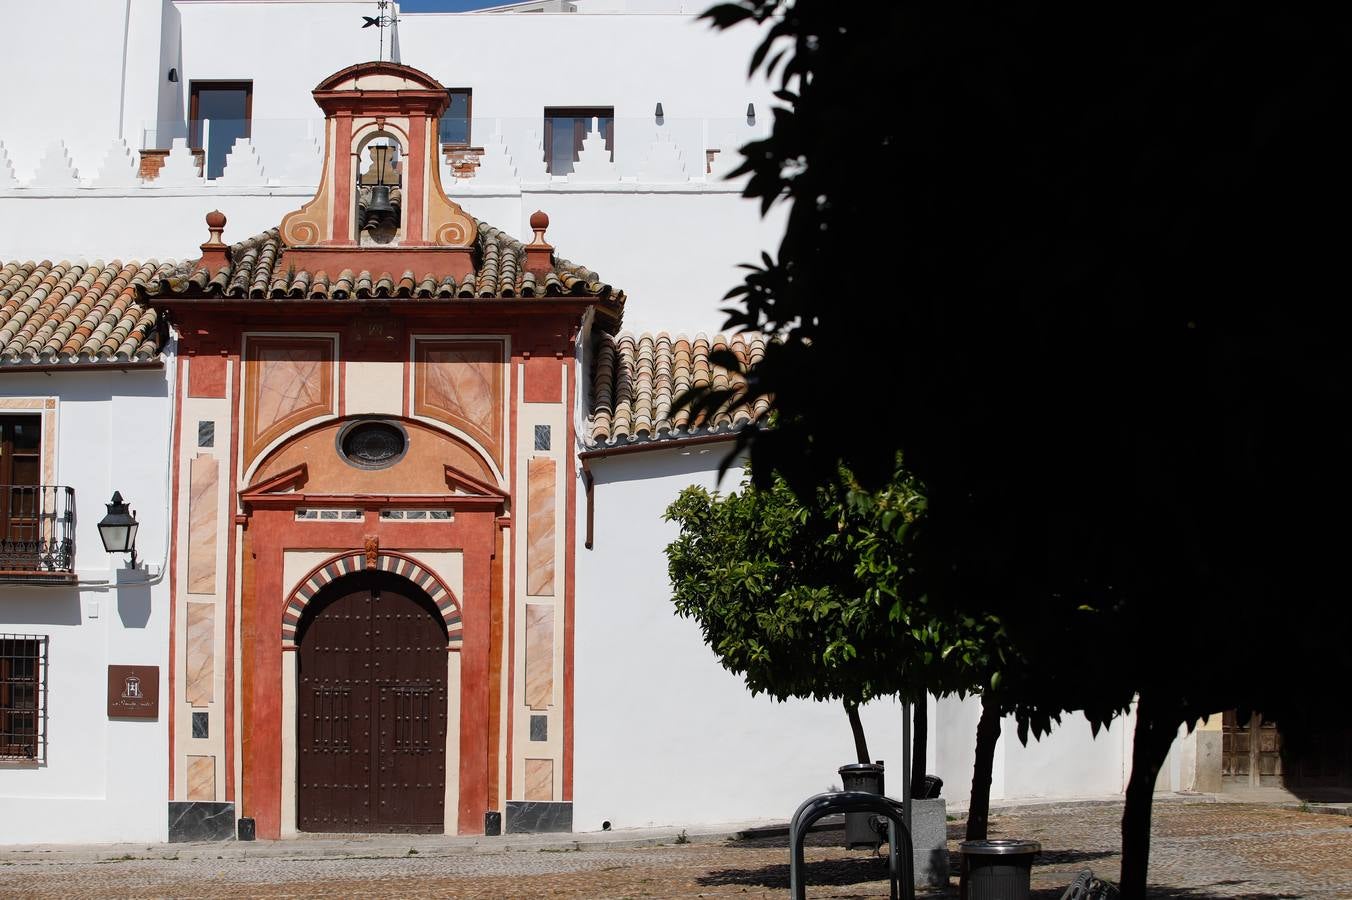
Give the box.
[337,420,408,470]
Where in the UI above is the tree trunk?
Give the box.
[966,692,1002,841]
[1119,694,1179,899]
[910,696,929,799]
[845,700,871,764]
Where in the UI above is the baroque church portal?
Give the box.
[157,62,619,839]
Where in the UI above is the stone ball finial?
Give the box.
[199,210,231,271]
[530,209,549,231]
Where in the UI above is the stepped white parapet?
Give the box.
[469,128,518,186]
[707,131,745,182]
[0,142,16,188]
[281,136,324,187]
[568,119,619,184]
[637,130,689,184]
[29,142,80,187]
[517,130,549,184]
[155,138,203,187]
[91,139,140,188]
[217,138,267,186]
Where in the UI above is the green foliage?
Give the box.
[664,462,994,710]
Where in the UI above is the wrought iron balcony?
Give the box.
[0,486,75,579]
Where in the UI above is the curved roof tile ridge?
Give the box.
[587,328,770,447]
[0,257,164,366]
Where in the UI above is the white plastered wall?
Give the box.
[0,366,173,843]
[574,445,906,830]
[933,694,1191,806]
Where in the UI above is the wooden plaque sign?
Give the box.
[107,665,160,719]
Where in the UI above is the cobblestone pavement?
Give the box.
[0,801,1348,898]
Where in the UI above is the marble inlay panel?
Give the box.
[187,755,215,801]
[168,801,235,842]
[504,801,572,834]
[414,341,503,466]
[526,457,555,596]
[187,454,218,594]
[185,601,214,707]
[198,420,215,448]
[192,711,209,739]
[525,759,553,802]
[529,714,547,742]
[524,603,553,711]
[244,338,333,463]
[42,410,55,484]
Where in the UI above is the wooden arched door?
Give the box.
[296,571,449,833]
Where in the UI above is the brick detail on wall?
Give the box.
[138,148,204,181]
[442,146,485,180]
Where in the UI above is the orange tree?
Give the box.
[664,462,1008,814]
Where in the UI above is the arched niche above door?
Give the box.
[249,415,498,494]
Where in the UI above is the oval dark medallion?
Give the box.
[337,420,408,470]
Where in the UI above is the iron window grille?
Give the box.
[0,634,46,762]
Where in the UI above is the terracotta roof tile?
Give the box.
[0,259,166,366]
[146,221,625,328]
[588,330,769,446]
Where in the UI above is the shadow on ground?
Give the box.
[698,855,893,890]
[1033,848,1117,866]
[1025,884,1303,899]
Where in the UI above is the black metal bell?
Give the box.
[365,184,396,226]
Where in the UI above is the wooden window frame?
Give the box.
[440,88,474,149]
[543,106,614,174]
[188,80,254,152]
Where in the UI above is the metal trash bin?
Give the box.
[960,839,1040,900]
[916,774,944,799]
[837,763,885,849]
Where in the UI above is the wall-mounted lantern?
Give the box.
[654,101,665,123]
[98,491,140,569]
[746,102,756,125]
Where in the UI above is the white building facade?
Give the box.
[0,0,1191,844]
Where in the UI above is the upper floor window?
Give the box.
[544,107,613,176]
[0,634,46,762]
[439,89,473,147]
[0,414,74,577]
[190,81,253,179]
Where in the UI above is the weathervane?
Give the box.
[361,0,398,62]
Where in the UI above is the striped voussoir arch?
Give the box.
[281,551,463,649]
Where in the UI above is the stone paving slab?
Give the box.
[0,800,1347,898]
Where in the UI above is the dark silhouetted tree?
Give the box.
[693,3,1352,895]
